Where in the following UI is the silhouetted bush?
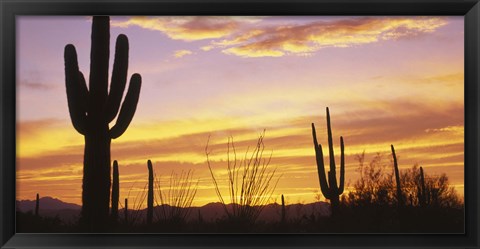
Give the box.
[341,151,464,233]
[205,132,280,231]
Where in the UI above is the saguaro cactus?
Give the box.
[281,194,286,223]
[391,145,404,207]
[147,160,154,225]
[418,166,427,207]
[311,107,345,215]
[124,198,129,224]
[111,160,119,220]
[64,16,142,228]
[35,193,40,216]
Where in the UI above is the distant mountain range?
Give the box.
[17,197,81,212]
[16,197,330,223]
[16,197,81,223]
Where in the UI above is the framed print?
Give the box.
[1,0,479,248]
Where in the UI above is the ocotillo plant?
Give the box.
[64,16,142,228]
[311,107,345,215]
[281,194,286,223]
[205,132,279,226]
[391,145,404,207]
[418,166,427,207]
[35,193,39,216]
[111,160,119,220]
[147,160,154,225]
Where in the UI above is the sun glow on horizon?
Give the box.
[16,16,464,208]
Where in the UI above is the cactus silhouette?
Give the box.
[35,193,39,216]
[418,166,427,207]
[111,160,119,220]
[311,107,345,215]
[391,145,404,207]
[281,194,286,223]
[124,198,129,224]
[147,160,154,225]
[64,16,142,229]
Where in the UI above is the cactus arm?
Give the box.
[77,72,89,111]
[326,107,337,175]
[311,123,332,199]
[110,74,142,139]
[89,16,110,105]
[106,34,129,123]
[338,136,345,194]
[64,44,87,135]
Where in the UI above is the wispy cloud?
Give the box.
[113,16,448,58]
[112,16,257,41]
[16,15,463,205]
[17,99,463,178]
[220,17,448,58]
[173,49,193,58]
[17,119,61,136]
[17,118,83,157]
[19,81,55,90]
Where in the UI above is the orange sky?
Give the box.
[16,16,464,207]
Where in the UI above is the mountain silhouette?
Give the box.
[16,197,81,212]
[16,197,82,223]
[16,196,330,223]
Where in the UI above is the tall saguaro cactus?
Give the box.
[111,160,120,221]
[391,145,404,208]
[281,194,286,223]
[311,107,345,215]
[64,16,142,229]
[35,193,40,217]
[147,160,154,225]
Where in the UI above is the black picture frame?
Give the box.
[1,0,479,248]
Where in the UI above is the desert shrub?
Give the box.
[205,132,280,229]
[154,170,198,224]
[345,151,396,207]
[401,165,463,209]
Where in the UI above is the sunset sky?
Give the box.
[16,16,464,207]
